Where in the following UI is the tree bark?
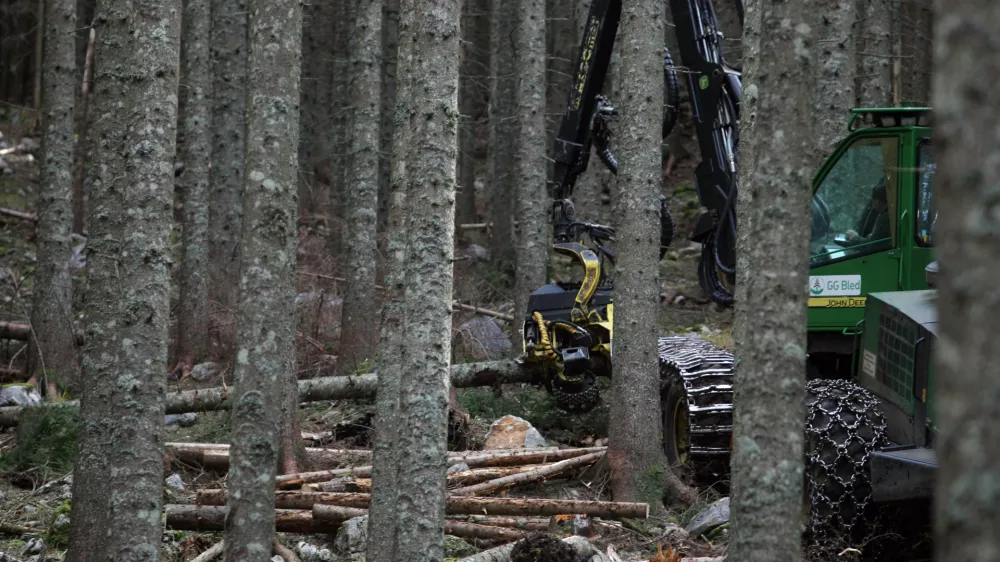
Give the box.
[391,2,460,557]
[729,0,761,512]
[454,0,485,233]
[93,0,181,559]
[366,1,413,556]
[855,0,891,106]
[64,2,125,556]
[487,0,515,265]
[28,0,78,399]
[338,0,383,372]
[207,0,247,353]
[224,0,302,559]
[70,27,94,235]
[727,0,815,559]
[814,0,856,159]
[930,1,1000,560]
[511,0,549,346]
[376,0,400,240]
[606,0,673,510]
[175,0,213,370]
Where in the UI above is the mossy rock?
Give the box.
[444,535,479,559]
[47,500,72,548]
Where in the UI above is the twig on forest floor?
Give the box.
[190,541,224,562]
[0,208,37,222]
[273,539,301,562]
[0,521,45,535]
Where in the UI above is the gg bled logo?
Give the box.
[809,275,862,297]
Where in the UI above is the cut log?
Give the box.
[272,540,300,562]
[165,505,339,534]
[443,520,526,542]
[456,447,606,469]
[190,541,224,562]
[288,493,647,519]
[455,534,602,562]
[448,515,551,531]
[447,465,553,487]
[317,477,370,493]
[0,359,535,426]
[0,321,83,343]
[450,451,605,496]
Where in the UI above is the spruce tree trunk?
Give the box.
[376,0,400,242]
[393,0,459,558]
[175,0,212,370]
[339,0,383,373]
[487,0,515,266]
[512,0,549,343]
[97,0,181,559]
[28,0,77,397]
[207,0,247,356]
[815,0,855,158]
[223,0,301,558]
[729,0,761,497]
[297,0,335,217]
[455,0,485,234]
[365,2,414,559]
[856,0,891,106]
[727,0,815,559]
[326,0,353,258]
[66,3,127,557]
[931,1,1000,559]
[606,0,673,509]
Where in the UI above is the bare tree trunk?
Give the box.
[455,0,486,235]
[65,3,127,557]
[606,0,673,510]
[487,0,515,267]
[71,26,94,235]
[729,0,761,501]
[931,1,1000,559]
[223,0,301,558]
[339,0,383,373]
[365,3,414,558]
[727,0,815,559]
[207,0,247,357]
[512,0,549,346]
[856,0,891,106]
[28,0,77,400]
[175,0,212,372]
[376,0,400,244]
[97,1,180,559]
[392,0,460,558]
[326,0,353,259]
[815,0,856,158]
[297,0,335,218]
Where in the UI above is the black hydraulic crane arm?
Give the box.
[548,0,743,305]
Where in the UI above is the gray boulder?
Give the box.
[165,413,198,427]
[165,473,185,491]
[189,361,222,382]
[455,315,511,360]
[334,515,368,559]
[686,496,730,537]
[0,386,41,407]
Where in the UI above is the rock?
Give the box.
[654,523,689,543]
[296,542,334,562]
[165,413,198,427]
[483,415,546,450]
[0,156,10,175]
[0,385,41,407]
[462,244,489,263]
[685,497,730,537]
[189,361,222,382]
[444,535,478,558]
[25,538,44,554]
[447,462,469,475]
[165,473,185,491]
[69,234,87,271]
[334,515,368,557]
[271,557,284,562]
[454,315,511,360]
[23,505,37,514]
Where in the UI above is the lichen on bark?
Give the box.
[224,0,302,559]
[727,0,817,559]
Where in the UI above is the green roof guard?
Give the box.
[848,106,932,131]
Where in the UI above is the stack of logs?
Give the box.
[164,442,648,544]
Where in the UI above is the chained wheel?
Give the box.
[551,375,601,413]
[804,378,888,541]
[661,374,690,467]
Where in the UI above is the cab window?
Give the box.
[915,141,935,247]
[810,136,899,266]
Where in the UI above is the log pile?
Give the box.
[165,442,648,550]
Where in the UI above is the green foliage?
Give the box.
[164,410,231,443]
[456,379,611,446]
[0,405,79,478]
[46,500,73,548]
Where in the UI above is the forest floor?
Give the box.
[0,115,738,561]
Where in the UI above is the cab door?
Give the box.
[899,135,935,290]
[808,133,902,329]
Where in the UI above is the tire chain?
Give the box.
[804,378,889,538]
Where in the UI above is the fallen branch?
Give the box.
[0,321,83,343]
[0,359,535,426]
[448,515,551,531]
[272,539,301,562]
[452,302,514,322]
[190,541,224,562]
[450,450,605,496]
[165,505,339,534]
[447,464,553,488]
[0,208,37,222]
[304,494,647,519]
[443,520,527,542]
